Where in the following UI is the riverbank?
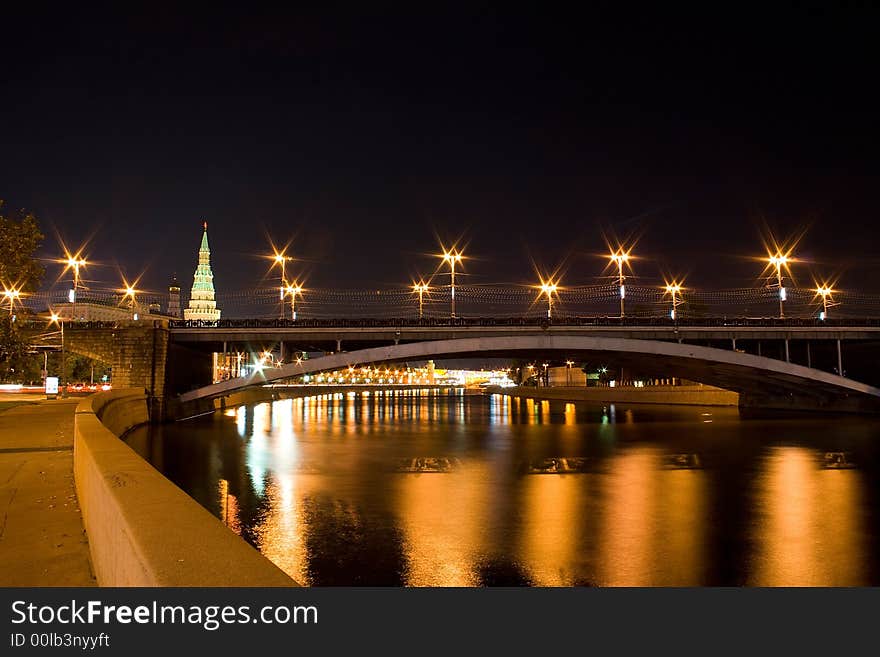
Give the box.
[0,399,95,586]
[489,384,739,406]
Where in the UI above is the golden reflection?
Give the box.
[564,403,576,425]
[653,467,706,585]
[749,447,866,586]
[396,463,492,586]
[597,449,658,585]
[218,478,241,535]
[251,471,309,584]
[517,473,587,585]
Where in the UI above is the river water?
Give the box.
[127,389,880,586]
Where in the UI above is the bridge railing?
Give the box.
[15,315,880,331]
[164,316,880,329]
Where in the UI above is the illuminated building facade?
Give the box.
[167,273,181,318]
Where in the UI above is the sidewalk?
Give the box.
[0,397,96,586]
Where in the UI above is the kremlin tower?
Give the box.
[184,222,221,321]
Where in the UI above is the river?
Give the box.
[126,389,880,586]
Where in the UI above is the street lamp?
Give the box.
[272,252,292,319]
[49,311,65,397]
[285,284,303,321]
[609,250,631,318]
[412,282,429,319]
[565,360,574,386]
[66,256,87,320]
[122,285,139,319]
[767,253,790,318]
[440,249,463,318]
[3,287,21,318]
[539,280,558,319]
[816,285,834,320]
[664,282,683,320]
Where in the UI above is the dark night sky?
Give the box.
[2,5,879,299]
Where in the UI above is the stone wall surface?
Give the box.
[74,388,296,586]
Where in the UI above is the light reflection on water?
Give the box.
[127,390,880,586]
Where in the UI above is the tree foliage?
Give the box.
[0,200,45,292]
[0,202,45,381]
[0,317,33,381]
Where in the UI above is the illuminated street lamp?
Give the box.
[664,282,683,320]
[609,250,631,318]
[272,252,292,319]
[122,284,139,319]
[767,253,790,318]
[3,287,21,317]
[65,255,87,320]
[412,282,429,319]
[816,285,834,320]
[285,283,303,321]
[539,280,558,319]
[440,249,463,318]
[49,311,66,396]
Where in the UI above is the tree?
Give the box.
[0,202,45,382]
[0,317,29,381]
[0,201,45,292]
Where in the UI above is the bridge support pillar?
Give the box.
[731,337,736,351]
[336,339,342,352]
[785,339,790,363]
[838,339,843,377]
[807,342,811,368]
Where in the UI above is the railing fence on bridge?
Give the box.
[19,283,880,320]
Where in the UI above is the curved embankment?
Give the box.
[74,388,296,586]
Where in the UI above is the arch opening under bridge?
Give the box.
[177,335,880,413]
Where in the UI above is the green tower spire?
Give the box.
[184,221,221,321]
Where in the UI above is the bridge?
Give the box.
[33,316,879,418]
[175,332,880,413]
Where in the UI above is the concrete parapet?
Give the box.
[74,389,296,586]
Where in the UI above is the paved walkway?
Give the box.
[0,397,96,586]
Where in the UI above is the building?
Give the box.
[184,222,221,322]
[167,274,181,318]
[49,301,167,322]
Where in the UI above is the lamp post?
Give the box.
[565,360,574,386]
[273,253,291,319]
[285,284,302,321]
[123,285,138,319]
[768,254,789,318]
[50,312,65,397]
[66,256,87,320]
[412,282,429,319]
[440,249,463,318]
[609,251,630,318]
[816,285,833,320]
[664,283,682,320]
[539,281,558,319]
[3,288,20,317]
